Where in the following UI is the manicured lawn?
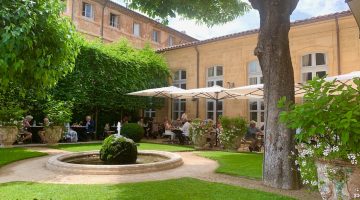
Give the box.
[0,148,47,167]
[197,151,263,179]
[0,178,294,200]
[54,142,194,152]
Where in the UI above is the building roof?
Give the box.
[157,10,352,52]
[107,0,198,42]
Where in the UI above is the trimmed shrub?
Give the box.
[99,135,138,164]
[219,116,247,150]
[121,123,144,142]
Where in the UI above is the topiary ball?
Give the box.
[121,123,144,142]
[99,135,138,164]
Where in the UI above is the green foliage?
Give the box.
[127,0,250,26]
[53,40,170,122]
[0,105,25,126]
[0,0,81,92]
[189,119,213,139]
[44,99,73,125]
[279,77,360,187]
[121,123,144,142]
[100,135,138,164]
[219,116,247,149]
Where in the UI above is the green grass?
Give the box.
[196,151,263,179]
[0,148,47,167]
[0,178,294,200]
[54,142,195,152]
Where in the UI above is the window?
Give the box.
[207,66,223,87]
[110,13,119,28]
[152,30,160,43]
[249,100,264,126]
[168,36,174,46]
[301,53,327,82]
[133,23,140,37]
[206,100,223,120]
[206,65,223,120]
[248,60,263,85]
[82,2,93,19]
[144,109,156,118]
[173,70,186,120]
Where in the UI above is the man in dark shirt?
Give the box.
[245,120,262,152]
[85,115,95,140]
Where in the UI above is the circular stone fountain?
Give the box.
[46,150,183,175]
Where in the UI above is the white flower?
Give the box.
[354,193,360,198]
[332,146,339,152]
[323,145,331,156]
[311,181,318,186]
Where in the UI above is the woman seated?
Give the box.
[163,119,175,141]
[38,117,50,143]
[19,115,33,143]
[103,123,114,138]
[65,123,78,142]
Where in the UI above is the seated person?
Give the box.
[163,119,175,141]
[84,115,95,140]
[137,117,148,138]
[178,119,191,145]
[65,123,78,142]
[245,120,263,152]
[103,123,114,138]
[19,115,33,143]
[38,117,50,143]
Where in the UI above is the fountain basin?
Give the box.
[46,150,183,175]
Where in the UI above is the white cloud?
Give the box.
[295,0,348,16]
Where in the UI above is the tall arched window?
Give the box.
[173,70,186,120]
[206,66,223,120]
[248,60,264,125]
[301,53,328,82]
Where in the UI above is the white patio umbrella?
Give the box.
[228,83,305,98]
[127,86,185,119]
[170,85,255,145]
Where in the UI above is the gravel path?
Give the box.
[0,147,321,200]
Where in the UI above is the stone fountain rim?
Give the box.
[46,150,183,175]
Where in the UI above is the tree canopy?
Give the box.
[0,0,81,91]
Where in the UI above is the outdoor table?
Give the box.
[28,126,44,143]
[70,126,87,141]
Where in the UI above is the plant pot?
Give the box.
[192,133,208,150]
[44,126,63,145]
[0,126,18,147]
[316,159,360,200]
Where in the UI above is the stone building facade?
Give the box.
[62,0,197,48]
[154,11,360,125]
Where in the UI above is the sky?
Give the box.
[114,0,349,40]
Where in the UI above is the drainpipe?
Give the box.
[100,0,109,42]
[71,0,75,21]
[194,46,200,118]
[335,15,341,75]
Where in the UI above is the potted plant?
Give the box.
[279,77,360,200]
[44,100,73,145]
[219,116,247,150]
[190,119,214,149]
[0,105,24,147]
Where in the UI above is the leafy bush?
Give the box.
[279,77,360,187]
[44,99,73,125]
[219,116,247,149]
[121,123,144,142]
[0,105,25,126]
[99,135,138,164]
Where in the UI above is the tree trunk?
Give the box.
[250,0,301,189]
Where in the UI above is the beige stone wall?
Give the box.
[158,14,360,123]
[62,0,195,49]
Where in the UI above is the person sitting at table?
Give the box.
[163,119,175,142]
[181,112,188,122]
[137,117,148,138]
[84,116,95,140]
[172,117,182,128]
[19,115,33,143]
[177,119,191,145]
[103,123,114,138]
[38,117,50,143]
[245,120,263,152]
[65,123,78,142]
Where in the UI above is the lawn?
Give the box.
[0,178,294,200]
[197,151,263,179]
[54,142,195,152]
[0,148,47,167]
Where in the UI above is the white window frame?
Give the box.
[152,30,160,43]
[144,109,156,118]
[110,13,119,28]
[173,70,186,120]
[82,2,93,19]
[248,60,263,85]
[207,65,223,87]
[168,36,174,46]
[206,100,223,121]
[301,52,328,83]
[249,100,264,127]
[133,23,141,37]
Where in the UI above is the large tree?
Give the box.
[127,0,300,189]
[0,0,80,92]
